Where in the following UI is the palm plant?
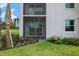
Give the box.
[5,3,13,48]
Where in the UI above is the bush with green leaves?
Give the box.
[0,32,39,48]
[1,22,18,29]
[47,36,63,44]
[12,33,19,42]
[62,38,79,46]
[12,34,30,42]
[47,36,79,46]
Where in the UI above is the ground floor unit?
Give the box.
[19,3,79,39]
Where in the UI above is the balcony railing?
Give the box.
[23,3,46,15]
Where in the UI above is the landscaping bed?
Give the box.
[13,38,39,47]
[0,32,39,49]
[47,36,79,46]
[0,40,79,56]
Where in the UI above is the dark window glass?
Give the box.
[36,5,42,7]
[29,22,42,35]
[65,20,74,31]
[70,20,74,25]
[24,3,46,15]
[65,26,74,31]
[29,5,34,7]
[29,22,36,35]
[65,3,74,8]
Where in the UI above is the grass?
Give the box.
[1,29,19,35]
[11,29,19,35]
[0,40,79,56]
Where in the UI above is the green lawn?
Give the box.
[1,29,19,35]
[0,40,79,56]
[11,29,19,35]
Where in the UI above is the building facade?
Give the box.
[19,3,79,39]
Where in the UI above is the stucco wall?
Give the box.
[46,3,79,38]
[20,3,79,38]
[46,3,53,38]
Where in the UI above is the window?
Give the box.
[65,19,74,31]
[28,5,35,15]
[24,3,46,15]
[28,17,44,35]
[65,3,75,8]
[29,22,42,35]
[35,4,44,15]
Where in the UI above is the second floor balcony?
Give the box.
[23,3,46,16]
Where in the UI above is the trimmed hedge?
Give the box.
[47,36,79,46]
[47,36,62,44]
[62,38,79,46]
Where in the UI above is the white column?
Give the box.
[46,3,53,38]
[19,3,23,37]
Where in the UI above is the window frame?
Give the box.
[24,3,46,15]
[65,3,75,8]
[65,19,75,32]
[28,17,44,36]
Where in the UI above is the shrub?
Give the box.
[0,32,39,48]
[47,36,62,44]
[12,33,19,42]
[47,36,79,46]
[2,22,18,29]
[0,33,7,48]
[10,24,17,29]
[62,38,79,46]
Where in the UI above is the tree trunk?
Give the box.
[5,29,13,48]
[5,3,13,48]
[0,8,2,32]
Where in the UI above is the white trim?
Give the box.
[23,15,46,17]
[64,19,76,33]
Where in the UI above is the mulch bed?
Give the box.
[0,39,39,50]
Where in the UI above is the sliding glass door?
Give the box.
[29,21,42,36]
[24,17,46,38]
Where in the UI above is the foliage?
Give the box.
[47,36,63,44]
[10,23,17,29]
[12,33,29,42]
[1,22,5,29]
[47,36,79,46]
[1,22,18,29]
[0,40,79,56]
[0,29,19,49]
[62,38,79,46]
[11,32,38,47]
[0,29,38,48]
